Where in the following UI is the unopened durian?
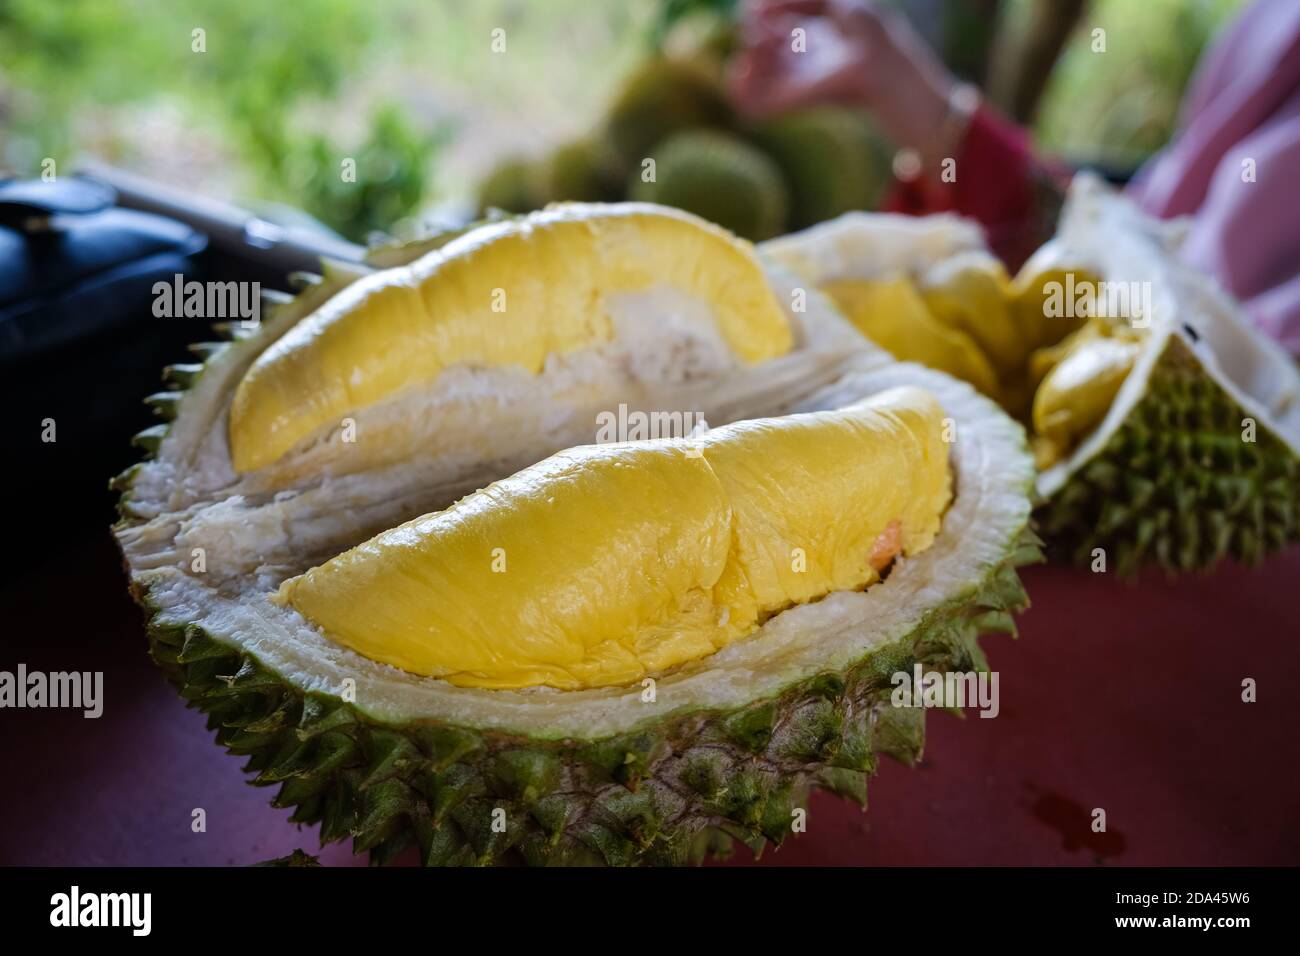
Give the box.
[603,57,732,168]
[764,176,1300,575]
[630,130,789,241]
[115,202,1038,866]
[476,157,548,215]
[750,107,890,229]
[544,138,623,204]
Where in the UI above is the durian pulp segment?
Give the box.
[820,277,1000,400]
[816,256,1129,466]
[228,203,794,473]
[919,254,1024,376]
[1032,334,1141,468]
[275,385,951,691]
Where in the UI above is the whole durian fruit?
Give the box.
[114,202,1038,866]
[603,56,733,167]
[543,137,624,203]
[764,175,1300,576]
[630,131,789,241]
[750,107,891,229]
[476,157,548,214]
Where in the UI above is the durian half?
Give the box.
[114,202,1038,865]
[765,176,1300,576]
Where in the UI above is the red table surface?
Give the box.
[2,533,1297,867]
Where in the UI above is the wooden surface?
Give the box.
[2,532,1296,866]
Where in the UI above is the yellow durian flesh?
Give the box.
[1008,264,1097,354]
[702,388,949,629]
[919,256,1025,377]
[1027,319,1105,391]
[820,277,1001,400]
[276,385,951,691]
[229,204,794,474]
[819,257,1135,466]
[1032,334,1140,468]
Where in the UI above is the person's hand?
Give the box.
[729,0,963,165]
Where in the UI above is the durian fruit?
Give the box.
[476,157,548,214]
[763,175,1300,575]
[749,108,890,230]
[603,56,733,167]
[114,202,1040,865]
[629,131,789,241]
[543,138,623,204]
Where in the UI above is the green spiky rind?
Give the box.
[110,265,372,515]
[1037,335,1300,576]
[143,391,184,421]
[255,849,321,867]
[748,108,890,230]
[117,312,269,480]
[630,131,789,242]
[132,527,1039,867]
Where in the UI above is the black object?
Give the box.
[0,176,209,570]
[1,177,208,362]
[79,160,364,287]
[0,176,117,221]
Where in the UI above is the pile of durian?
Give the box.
[477,51,891,242]
[114,179,1298,866]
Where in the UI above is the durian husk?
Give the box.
[114,221,1038,866]
[1037,334,1298,574]
[1029,177,1300,573]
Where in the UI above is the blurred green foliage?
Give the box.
[0,0,442,240]
[296,105,447,240]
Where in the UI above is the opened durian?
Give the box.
[765,176,1300,576]
[115,201,1038,865]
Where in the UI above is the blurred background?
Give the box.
[0,0,1244,244]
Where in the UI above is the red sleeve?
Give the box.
[881,104,1069,269]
